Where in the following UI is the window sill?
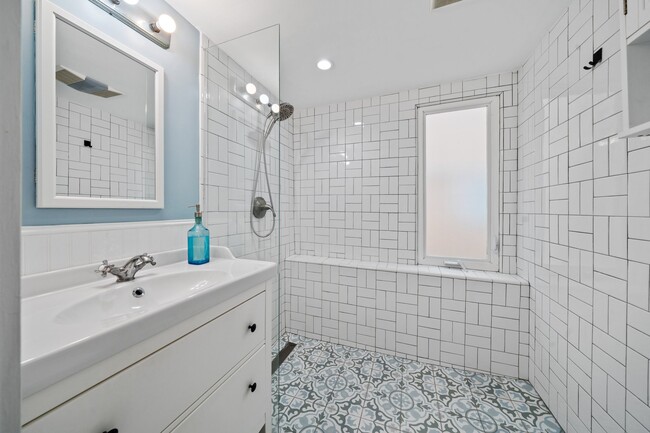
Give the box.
[285,255,527,286]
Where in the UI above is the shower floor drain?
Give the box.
[272,342,297,374]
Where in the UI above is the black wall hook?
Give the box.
[584,48,603,70]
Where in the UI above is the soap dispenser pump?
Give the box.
[188,204,210,265]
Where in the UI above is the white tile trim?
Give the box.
[22,219,191,235]
[286,254,527,285]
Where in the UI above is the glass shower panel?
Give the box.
[202,25,284,433]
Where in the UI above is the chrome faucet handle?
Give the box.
[96,260,114,277]
[96,255,155,282]
[140,253,156,266]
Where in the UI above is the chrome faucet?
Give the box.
[96,253,156,282]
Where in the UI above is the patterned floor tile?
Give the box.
[281,409,356,433]
[274,335,564,433]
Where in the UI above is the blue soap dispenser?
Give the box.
[188,204,210,265]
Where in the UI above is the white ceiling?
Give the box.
[168,0,571,108]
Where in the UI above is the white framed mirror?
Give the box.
[36,0,164,209]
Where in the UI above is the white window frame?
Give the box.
[417,96,500,271]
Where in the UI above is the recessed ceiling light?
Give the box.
[245,83,257,95]
[317,59,332,71]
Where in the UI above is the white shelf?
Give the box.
[619,120,650,138]
[620,0,650,137]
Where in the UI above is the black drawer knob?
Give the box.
[103,429,118,433]
[249,382,257,393]
[248,323,257,333]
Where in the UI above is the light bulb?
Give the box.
[271,104,280,114]
[123,0,139,4]
[317,59,332,71]
[245,83,257,95]
[156,14,177,33]
[259,94,269,105]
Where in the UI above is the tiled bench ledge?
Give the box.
[286,255,528,286]
[285,255,530,378]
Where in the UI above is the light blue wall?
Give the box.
[22,0,200,226]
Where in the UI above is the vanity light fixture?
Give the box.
[317,59,332,71]
[258,94,270,105]
[88,0,176,49]
[151,14,177,34]
[246,83,257,95]
[271,104,280,114]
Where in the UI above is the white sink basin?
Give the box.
[21,247,276,397]
[54,271,229,327]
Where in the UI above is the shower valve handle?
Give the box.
[252,197,275,219]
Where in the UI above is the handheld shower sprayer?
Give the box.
[250,102,294,238]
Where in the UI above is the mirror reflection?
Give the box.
[55,18,156,200]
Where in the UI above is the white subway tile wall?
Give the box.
[518,0,650,431]
[55,98,156,200]
[284,73,522,377]
[286,257,530,378]
[21,220,189,277]
[292,72,519,272]
[201,38,294,341]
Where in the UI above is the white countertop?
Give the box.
[21,246,276,397]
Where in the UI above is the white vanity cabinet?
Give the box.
[169,346,267,433]
[23,290,270,433]
[620,0,650,136]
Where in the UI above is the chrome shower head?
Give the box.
[263,102,294,140]
[279,103,294,121]
[274,103,294,122]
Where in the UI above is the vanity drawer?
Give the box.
[171,346,266,433]
[23,293,266,433]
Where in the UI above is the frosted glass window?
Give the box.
[424,107,489,261]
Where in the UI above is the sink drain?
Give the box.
[132,288,145,298]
